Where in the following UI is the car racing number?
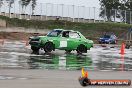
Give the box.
[60,41,67,47]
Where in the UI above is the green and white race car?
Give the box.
[29,29,93,54]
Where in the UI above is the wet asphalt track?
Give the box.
[0,40,132,71]
[0,40,132,88]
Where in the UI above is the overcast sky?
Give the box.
[37,0,100,8]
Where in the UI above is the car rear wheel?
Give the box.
[31,46,39,52]
[77,44,87,54]
[43,42,54,53]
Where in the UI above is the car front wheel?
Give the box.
[77,44,87,54]
[65,50,72,53]
[31,46,39,52]
[43,42,54,53]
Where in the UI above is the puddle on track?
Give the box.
[0,41,132,71]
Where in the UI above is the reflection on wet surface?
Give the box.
[0,75,29,80]
[28,53,92,70]
[0,41,132,71]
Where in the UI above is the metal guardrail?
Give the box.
[0,27,49,33]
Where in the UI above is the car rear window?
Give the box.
[69,32,80,38]
[103,35,110,38]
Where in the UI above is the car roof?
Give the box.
[53,29,64,31]
[104,34,116,36]
[53,29,78,32]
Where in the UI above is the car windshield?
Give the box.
[103,35,110,38]
[47,30,62,37]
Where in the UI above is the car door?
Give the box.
[46,30,62,48]
[67,32,82,50]
[58,31,69,49]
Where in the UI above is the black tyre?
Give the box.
[31,46,39,52]
[106,42,109,44]
[111,40,116,44]
[99,41,102,44]
[65,50,72,53]
[77,44,87,54]
[79,77,91,87]
[125,44,131,49]
[43,42,54,53]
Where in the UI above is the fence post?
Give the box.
[29,3,32,20]
[4,3,6,16]
[19,1,22,19]
[67,5,69,21]
[9,1,11,18]
[24,6,26,19]
[88,7,90,23]
[78,6,79,22]
[61,4,64,20]
[51,3,53,17]
[83,6,85,22]
[46,3,48,20]
[93,7,96,23]
[72,5,75,22]
[14,1,16,18]
[40,3,42,20]
[57,4,58,19]
[98,8,101,22]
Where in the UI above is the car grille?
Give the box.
[31,38,39,41]
[29,38,40,45]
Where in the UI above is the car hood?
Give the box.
[30,36,46,40]
[39,36,47,38]
[100,38,110,40]
[87,39,94,44]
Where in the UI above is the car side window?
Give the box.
[69,32,80,38]
[62,31,69,38]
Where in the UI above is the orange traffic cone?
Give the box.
[120,42,125,55]
[121,55,124,71]
[81,68,88,78]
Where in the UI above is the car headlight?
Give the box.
[88,40,94,44]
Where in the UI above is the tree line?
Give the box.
[100,0,132,23]
[0,0,36,15]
